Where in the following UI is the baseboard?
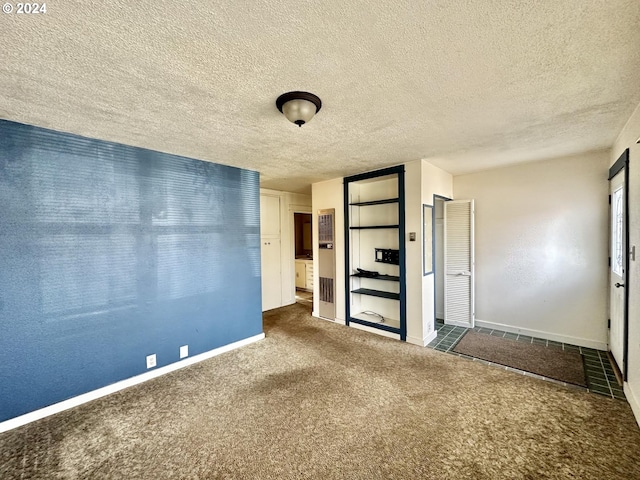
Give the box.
[624,383,640,428]
[312,312,343,324]
[0,333,265,434]
[407,329,437,347]
[475,319,607,350]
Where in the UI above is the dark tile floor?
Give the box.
[428,321,626,401]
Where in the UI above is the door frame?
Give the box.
[443,199,475,328]
[608,148,630,380]
[432,195,452,325]
[289,205,313,303]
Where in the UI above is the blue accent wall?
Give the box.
[0,120,263,422]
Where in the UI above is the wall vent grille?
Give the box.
[319,277,334,304]
[319,214,334,244]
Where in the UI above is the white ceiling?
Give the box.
[1,1,639,194]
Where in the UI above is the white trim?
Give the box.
[475,319,607,350]
[624,382,640,428]
[313,312,343,324]
[0,333,265,433]
[286,204,311,305]
[407,329,437,347]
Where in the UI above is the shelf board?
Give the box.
[351,288,400,300]
[349,198,399,207]
[351,273,400,282]
[349,225,399,230]
[350,312,401,332]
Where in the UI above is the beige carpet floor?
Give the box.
[1,302,640,479]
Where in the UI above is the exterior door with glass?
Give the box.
[609,169,626,374]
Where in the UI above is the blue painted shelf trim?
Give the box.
[344,164,407,342]
[351,288,400,300]
[349,225,399,230]
[349,198,399,206]
[351,273,400,282]
[348,317,402,335]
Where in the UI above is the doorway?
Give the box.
[294,212,313,305]
[434,197,446,322]
[608,149,630,380]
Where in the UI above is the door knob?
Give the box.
[615,283,625,288]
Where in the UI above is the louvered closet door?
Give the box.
[444,200,475,328]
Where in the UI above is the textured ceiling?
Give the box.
[1,1,639,194]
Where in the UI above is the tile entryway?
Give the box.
[428,321,626,401]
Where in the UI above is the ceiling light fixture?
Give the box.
[276,91,322,127]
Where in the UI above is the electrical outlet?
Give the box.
[180,345,189,359]
[146,354,157,369]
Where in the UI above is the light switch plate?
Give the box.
[180,345,189,359]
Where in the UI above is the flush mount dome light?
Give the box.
[276,91,322,127]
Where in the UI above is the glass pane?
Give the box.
[612,186,624,276]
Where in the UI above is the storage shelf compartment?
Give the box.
[350,312,401,332]
[344,164,406,341]
[351,288,400,300]
[349,198,399,207]
[349,225,399,230]
[351,273,400,282]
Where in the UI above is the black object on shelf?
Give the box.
[356,267,379,277]
[375,248,399,265]
[351,288,400,300]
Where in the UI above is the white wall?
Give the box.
[611,101,640,426]
[453,151,610,349]
[311,178,345,322]
[421,161,453,342]
[405,160,424,345]
[260,188,312,310]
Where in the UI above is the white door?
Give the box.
[444,200,475,328]
[260,195,280,237]
[261,239,281,311]
[609,171,625,373]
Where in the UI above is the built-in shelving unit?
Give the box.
[344,165,406,340]
[349,225,400,230]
